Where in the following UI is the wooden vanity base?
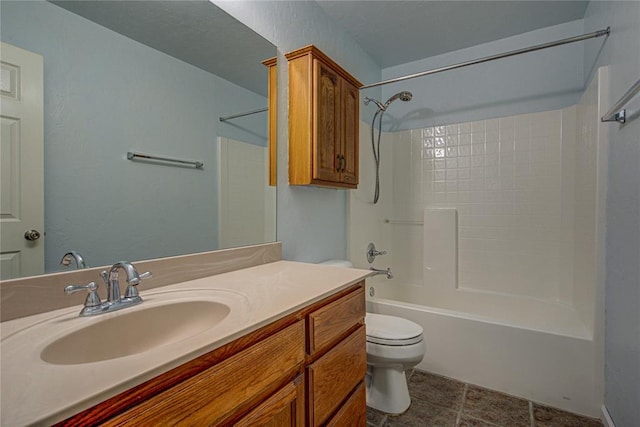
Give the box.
[56,282,366,427]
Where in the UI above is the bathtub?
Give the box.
[366,277,602,418]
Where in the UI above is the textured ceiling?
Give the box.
[315,0,590,68]
[50,1,276,96]
[50,1,590,91]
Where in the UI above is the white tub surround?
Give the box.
[0,260,372,426]
[350,68,609,418]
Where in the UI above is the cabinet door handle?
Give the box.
[336,153,342,172]
[340,154,346,173]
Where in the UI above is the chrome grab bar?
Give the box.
[601,78,640,124]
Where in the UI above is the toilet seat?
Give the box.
[367,335,423,346]
[366,313,423,346]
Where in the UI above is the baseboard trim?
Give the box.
[602,405,616,427]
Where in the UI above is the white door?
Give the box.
[0,42,44,279]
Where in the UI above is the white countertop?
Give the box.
[0,260,371,426]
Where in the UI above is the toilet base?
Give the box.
[365,365,411,415]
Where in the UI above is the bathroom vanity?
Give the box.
[64,282,366,426]
[0,249,371,426]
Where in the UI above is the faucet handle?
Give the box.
[138,271,152,281]
[123,271,152,299]
[65,281,102,308]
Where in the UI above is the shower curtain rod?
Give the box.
[219,107,267,122]
[359,27,610,90]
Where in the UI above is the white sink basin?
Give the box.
[40,300,231,365]
[1,284,255,426]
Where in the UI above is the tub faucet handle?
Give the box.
[367,242,387,263]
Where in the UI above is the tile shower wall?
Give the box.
[392,109,577,303]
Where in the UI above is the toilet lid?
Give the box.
[365,313,423,345]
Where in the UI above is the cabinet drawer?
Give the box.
[307,326,366,426]
[326,381,366,427]
[308,286,364,354]
[104,321,305,426]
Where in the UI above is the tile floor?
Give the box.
[366,370,603,427]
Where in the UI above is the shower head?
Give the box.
[364,91,412,112]
[383,91,412,109]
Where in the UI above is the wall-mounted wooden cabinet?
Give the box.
[286,45,362,189]
[262,57,277,187]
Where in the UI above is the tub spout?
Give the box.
[370,267,393,279]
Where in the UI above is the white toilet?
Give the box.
[319,260,426,414]
[365,312,425,414]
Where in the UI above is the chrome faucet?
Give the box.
[60,251,87,269]
[103,261,150,304]
[370,266,393,279]
[65,261,151,316]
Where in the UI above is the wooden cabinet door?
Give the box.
[326,382,366,427]
[313,59,341,183]
[340,79,359,186]
[307,326,367,426]
[235,375,304,427]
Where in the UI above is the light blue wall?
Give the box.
[215,4,640,425]
[373,19,588,132]
[215,1,381,262]
[1,1,268,272]
[584,2,640,426]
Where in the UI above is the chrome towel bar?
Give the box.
[127,152,204,169]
